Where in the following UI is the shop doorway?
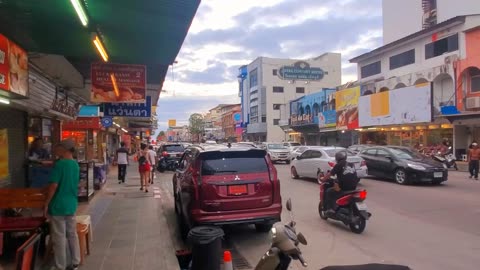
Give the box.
[433,73,454,115]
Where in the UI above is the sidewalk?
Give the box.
[78,165,180,270]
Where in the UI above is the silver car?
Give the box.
[265,143,291,164]
[290,146,368,181]
[288,146,309,161]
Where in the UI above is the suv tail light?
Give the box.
[162,151,169,157]
[328,161,336,168]
[360,160,367,167]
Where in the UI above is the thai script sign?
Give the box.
[279,61,324,81]
[290,114,315,126]
[63,117,101,130]
[51,98,79,118]
[103,96,152,118]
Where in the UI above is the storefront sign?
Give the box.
[78,105,100,117]
[91,63,146,103]
[359,84,432,127]
[63,117,101,130]
[318,110,336,128]
[0,34,29,98]
[336,86,360,130]
[51,98,79,118]
[0,129,9,182]
[168,119,176,127]
[279,61,324,81]
[103,96,152,117]
[290,114,314,126]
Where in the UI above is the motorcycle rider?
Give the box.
[320,150,360,215]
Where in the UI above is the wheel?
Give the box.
[318,201,328,220]
[394,168,409,185]
[349,216,366,234]
[255,223,273,233]
[291,166,299,179]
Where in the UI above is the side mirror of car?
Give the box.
[385,155,393,161]
[296,156,302,160]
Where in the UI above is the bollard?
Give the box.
[188,226,224,270]
[223,250,233,270]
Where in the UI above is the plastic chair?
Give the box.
[76,223,90,265]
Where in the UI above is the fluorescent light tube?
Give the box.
[70,0,89,27]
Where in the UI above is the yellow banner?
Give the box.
[0,129,9,181]
[335,86,360,110]
[168,119,176,127]
[370,91,390,117]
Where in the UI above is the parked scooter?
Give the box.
[432,146,458,170]
[317,172,371,234]
[254,199,308,270]
[157,158,178,172]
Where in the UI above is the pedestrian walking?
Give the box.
[137,143,151,192]
[116,142,129,184]
[147,145,157,184]
[468,142,480,180]
[44,139,81,270]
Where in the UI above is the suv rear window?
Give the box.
[163,145,184,152]
[201,151,268,175]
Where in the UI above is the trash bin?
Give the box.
[188,226,224,270]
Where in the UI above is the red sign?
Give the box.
[63,117,101,130]
[91,63,146,103]
[0,34,28,98]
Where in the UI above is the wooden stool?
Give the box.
[76,223,90,265]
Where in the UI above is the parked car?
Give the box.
[288,146,309,160]
[264,143,291,164]
[358,146,448,185]
[173,145,282,234]
[205,140,217,144]
[157,143,186,172]
[290,146,368,181]
[348,144,373,155]
[236,142,258,148]
[283,141,302,151]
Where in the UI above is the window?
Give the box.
[250,98,258,103]
[425,34,459,59]
[273,86,284,93]
[261,116,266,123]
[273,104,282,110]
[250,89,258,95]
[471,68,480,93]
[163,145,185,152]
[250,117,258,123]
[273,69,278,76]
[296,87,305,94]
[273,119,280,125]
[376,149,390,157]
[390,49,415,70]
[299,150,312,159]
[324,149,354,157]
[249,68,258,87]
[250,106,258,118]
[201,151,268,175]
[310,151,322,158]
[361,61,381,78]
[363,148,377,156]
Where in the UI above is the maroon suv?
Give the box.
[173,144,282,233]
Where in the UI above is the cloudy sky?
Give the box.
[156,0,383,132]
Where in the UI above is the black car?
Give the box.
[158,144,186,172]
[348,144,374,155]
[358,146,448,185]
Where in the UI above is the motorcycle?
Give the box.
[317,173,371,234]
[432,146,458,170]
[157,157,178,172]
[254,198,308,270]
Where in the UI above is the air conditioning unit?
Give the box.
[466,97,480,109]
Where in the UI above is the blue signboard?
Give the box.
[104,96,152,117]
[233,113,242,123]
[78,105,99,117]
[101,117,113,128]
[279,61,324,81]
[319,110,336,128]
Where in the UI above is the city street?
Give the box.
[157,165,480,270]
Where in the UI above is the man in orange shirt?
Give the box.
[468,142,480,180]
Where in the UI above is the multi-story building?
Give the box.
[349,1,480,158]
[166,126,189,142]
[221,104,241,142]
[239,53,342,142]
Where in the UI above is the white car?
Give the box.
[290,146,368,181]
[283,141,302,151]
[265,143,291,164]
[288,146,309,161]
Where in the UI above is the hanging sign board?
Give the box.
[0,34,29,98]
[103,96,151,117]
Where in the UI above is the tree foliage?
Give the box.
[189,113,204,136]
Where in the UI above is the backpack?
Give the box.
[138,155,147,166]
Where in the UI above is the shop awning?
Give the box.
[0,0,200,84]
[438,112,480,125]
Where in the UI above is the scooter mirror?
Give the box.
[297,233,307,245]
[286,198,292,211]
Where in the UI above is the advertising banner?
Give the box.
[336,86,360,130]
[318,110,336,128]
[91,63,146,103]
[0,129,9,182]
[359,84,432,127]
[279,61,324,81]
[0,34,28,98]
[103,96,152,118]
[63,117,101,130]
[168,119,176,127]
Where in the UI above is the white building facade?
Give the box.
[239,53,342,142]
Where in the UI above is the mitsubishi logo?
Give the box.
[234,175,241,181]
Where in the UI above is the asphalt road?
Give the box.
[157,165,480,270]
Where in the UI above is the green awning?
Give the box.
[0,0,200,83]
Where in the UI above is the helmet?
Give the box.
[335,150,347,162]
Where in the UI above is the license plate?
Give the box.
[434,172,443,178]
[228,185,248,195]
[356,202,368,211]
